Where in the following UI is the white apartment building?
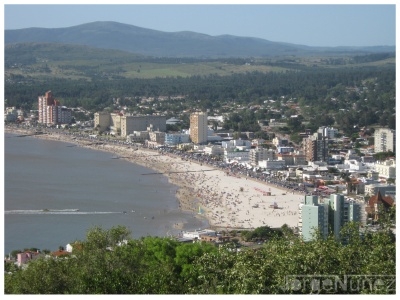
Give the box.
[249,147,275,166]
[258,159,285,170]
[374,128,396,153]
[374,159,396,179]
[204,145,224,156]
[317,126,338,139]
[221,139,251,149]
[224,149,249,163]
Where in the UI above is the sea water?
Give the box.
[4,133,206,254]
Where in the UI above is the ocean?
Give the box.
[3,133,207,254]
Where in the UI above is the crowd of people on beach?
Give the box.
[6,125,306,230]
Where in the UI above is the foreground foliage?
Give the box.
[4,223,395,294]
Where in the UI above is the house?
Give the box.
[17,250,41,266]
[365,190,395,222]
[66,242,83,253]
[51,250,71,258]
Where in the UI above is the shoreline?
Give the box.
[5,126,305,231]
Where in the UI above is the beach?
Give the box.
[5,127,304,231]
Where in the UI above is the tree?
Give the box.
[4,224,396,294]
[174,241,216,282]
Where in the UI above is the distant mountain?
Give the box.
[5,21,395,58]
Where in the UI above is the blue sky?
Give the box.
[2,1,397,47]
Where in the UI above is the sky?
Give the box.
[2,1,397,47]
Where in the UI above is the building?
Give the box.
[364,184,396,197]
[277,146,294,154]
[126,131,150,143]
[95,112,166,137]
[190,112,208,144]
[249,147,275,166]
[17,250,41,266]
[374,159,396,179]
[204,145,225,157]
[149,130,165,144]
[304,132,328,162]
[324,194,361,240]
[298,196,329,241]
[38,91,71,125]
[110,113,122,133]
[121,115,166,138]
[94,111,111,132]
[222,139,251,149]
[298,194,361,241]
[365,190,395,222]
[38,90,56,124]
[374,128,396,153]
[276,152,307,166]
[317,126,338,139]
[272,137,289,147]
[4,106,18,122]
[367,170,380,181]
[224,149,250,163]
[165,133,190,146]
[258,159,285,170]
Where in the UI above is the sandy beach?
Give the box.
[5,127,304,231]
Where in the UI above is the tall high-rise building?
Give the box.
[374,128,396,153]
[298,194,361,241]
[38,91,71,125]
[298,196,329,241]
[190,112,208,144]
[324,194,360,239]
[304,132,328,162]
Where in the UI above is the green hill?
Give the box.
[5,21,395,58]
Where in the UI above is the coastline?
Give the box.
[5,127,304,231]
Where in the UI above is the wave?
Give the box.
[5,209,121,215]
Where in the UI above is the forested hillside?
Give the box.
[6,21,394,57]
[5,61,396,136]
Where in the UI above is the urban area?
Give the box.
[4,88,396,294]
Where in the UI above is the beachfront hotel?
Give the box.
[121,115,166,137]
[190,112,208,144]
[38,91,71,125]
[94,112,166,137]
